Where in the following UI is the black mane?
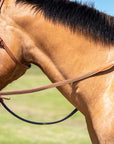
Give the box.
[16,0,114,45]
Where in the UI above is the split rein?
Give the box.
[0,38,114,125]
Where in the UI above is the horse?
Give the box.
[0,0,14,12]
[0,0,114,143]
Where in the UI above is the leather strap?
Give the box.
[0,0,5,12]
[0,37,30,69]
[0,61,113,96]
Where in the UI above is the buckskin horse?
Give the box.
[0,0,114,143]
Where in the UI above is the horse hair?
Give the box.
[16,0,114,45]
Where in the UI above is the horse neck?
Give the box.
[18,15,112,73]
[11,11,113,108]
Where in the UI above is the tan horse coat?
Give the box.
[0,1,114,143]
[0,0,14,12]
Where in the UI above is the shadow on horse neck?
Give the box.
[0,0,114,144]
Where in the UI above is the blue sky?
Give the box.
[71,0,114,16]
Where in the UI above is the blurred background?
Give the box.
[0,65,91,144]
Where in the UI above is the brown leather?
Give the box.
[0,0,5,12]
[0,37,29,69]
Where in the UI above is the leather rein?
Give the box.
[0,2,114,125]
[0,37,78,125]
[0,38,114,125]
[0,0,4,13]
[0,0,77,125]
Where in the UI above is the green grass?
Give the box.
[0,65,91,144]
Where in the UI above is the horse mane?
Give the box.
[16,0,114,45]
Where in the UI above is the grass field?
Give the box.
[0,65,91,144]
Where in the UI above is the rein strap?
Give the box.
[0,35,114,125]
[0,61,114,96]
[0,38,30,69]
[0,0,5,12]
